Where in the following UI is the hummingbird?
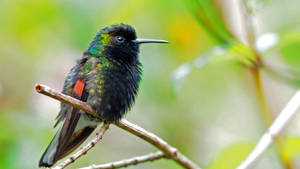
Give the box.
[39,24,168,167]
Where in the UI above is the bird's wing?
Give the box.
[54,56,88,127]
[39,56,98,167]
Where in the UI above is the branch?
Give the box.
[53,123,110,169]
[79,151,165,169]
[35,84,100,119]
[35,84,201,169]
[236,90,300,169]
[117,119,200,169]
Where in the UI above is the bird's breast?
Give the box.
[84,61,142,122]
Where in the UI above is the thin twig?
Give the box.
[35,84,100,119]
[79,151,165,169]
[236,90,300,169]
[52,123,110,169]
[117,119,200,169]
[35,84,201,169]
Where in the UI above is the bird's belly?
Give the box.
[86,70,138,122]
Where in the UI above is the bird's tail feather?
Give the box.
[39,109,97,167]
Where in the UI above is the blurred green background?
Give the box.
[1,0,300,168]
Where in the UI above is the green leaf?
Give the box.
[187,0,235,44]
[280,42,300,68]
[206,142,254,169]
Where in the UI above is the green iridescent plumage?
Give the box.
[88,28,113,56]
[81,57,111,76]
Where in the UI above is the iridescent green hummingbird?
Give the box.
[39,24,168,167]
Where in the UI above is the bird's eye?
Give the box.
[115,36,125,43]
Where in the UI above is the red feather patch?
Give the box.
[74,78,85,97]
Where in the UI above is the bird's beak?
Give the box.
[133,38,169,44]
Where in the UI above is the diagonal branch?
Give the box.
[35,84,100,119]
[117,119,200,169]
[79,151,165,169]
[52,123,110,169]
[35,84,201,169]
[236,90,300,169]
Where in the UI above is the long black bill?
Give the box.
[133,38,168,44]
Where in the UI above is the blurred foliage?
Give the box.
[281,137,300,166]
[1,0,300,169]
[243,0,270,12]
[280,31,300,68]
[281,42,300,67]
[206,142,254,169]
[187,0,235,44]
[259,31,300,87]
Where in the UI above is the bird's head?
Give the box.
[87,24,168,64]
